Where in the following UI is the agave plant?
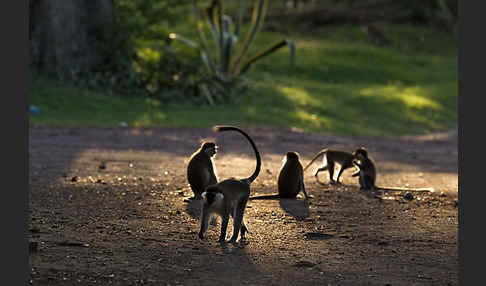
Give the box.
[168,0,295,104]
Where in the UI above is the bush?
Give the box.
[168,0,295,105]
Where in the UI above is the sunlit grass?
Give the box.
[29,24,457,137]
[359,85,442,110]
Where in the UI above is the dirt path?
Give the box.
[29,126,458,285]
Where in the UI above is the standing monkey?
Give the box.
[249,151,309,200]
[303,149,358,184]
[352,147,435,193]
[186,141,218,200]
[198,126,261,243]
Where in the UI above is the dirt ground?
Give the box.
[28,126,458,286]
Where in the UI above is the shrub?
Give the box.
[168,0,295,104]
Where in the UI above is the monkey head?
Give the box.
[201,141,218,157]
[286,151,300,161]
[353,147,368,160]
[202,186,224,205]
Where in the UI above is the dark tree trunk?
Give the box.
[30,0,114,80]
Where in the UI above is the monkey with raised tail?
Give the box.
[198,126,261,243]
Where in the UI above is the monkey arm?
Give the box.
[351,170,361,177]
[300,174,310,200]
[207,160,218,184]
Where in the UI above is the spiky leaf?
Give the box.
[231,0,268,74]
[238,39,295,75]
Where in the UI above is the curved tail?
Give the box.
[248,194,281,200]
[303,149,328,171]
[376,186,435,193]
[213,125,261,184]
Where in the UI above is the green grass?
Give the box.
[29,24,457,137]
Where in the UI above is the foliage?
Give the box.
[30,24,457,137]
[63,0,206,102]
[405,0,456,26]
[168,0,295,104]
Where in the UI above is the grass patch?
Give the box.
[29,24,457,137]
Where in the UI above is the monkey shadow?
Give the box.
[218,239,250,251]
[184,198,203,220]
[201,238,263,281]
[279,198,310,221]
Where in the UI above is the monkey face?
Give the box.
[202,142,218,157]
[353,147,368,159]
[209,145,218,157]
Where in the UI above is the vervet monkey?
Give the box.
[303,149,358,184]
[367,23,391,45]
[199,126,261,243]
[187,141,218,200]
[352,147,434,193]
[249,151,309,200]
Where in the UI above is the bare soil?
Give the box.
[29,126,458,286]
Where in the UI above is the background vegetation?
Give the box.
[29,0,458,137]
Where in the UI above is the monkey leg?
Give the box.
[327,161,336,183]
[219,215,229,242]
[313,165,328,185]
[240,219,249,241]
[229,200,248,243]
[359,176,367,190]
[362,175,374,190]
[198,208,211,239]
[300,179,310,200]
[334,166,346,184]
[313,165,328,177]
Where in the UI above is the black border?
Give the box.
[458,0,480,285]
[1,0,29,285]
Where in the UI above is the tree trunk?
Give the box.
[30,0,114,80]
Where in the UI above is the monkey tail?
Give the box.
[248,194,281,200]
[376,186,435,193]
[213,125,261,184]
[303,149,328,171]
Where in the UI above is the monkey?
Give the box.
[303,149,358,185]
[186,141,218,200]
[249,151,309,200]
[351,147,375,190]
[352,147,435,193]
[366,23,391,46]
[198,125,261,243]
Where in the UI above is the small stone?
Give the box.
[403,192,414,201]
